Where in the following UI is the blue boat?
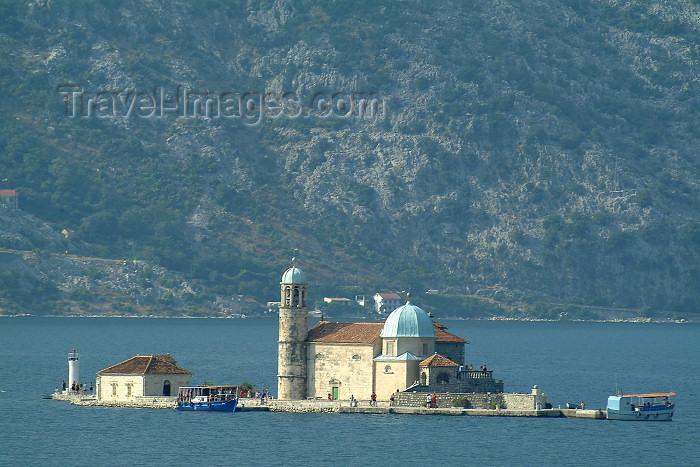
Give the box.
[177,385,239,412]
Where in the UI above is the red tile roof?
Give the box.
[376,293,401,300]
[0,190,17,197]
[420,353,460,367]
[97,354,191,375]
[433,322,468,343]
[307,322,383,343]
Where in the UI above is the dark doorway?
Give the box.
[163,380,171,396]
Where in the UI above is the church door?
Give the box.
[163,380,171,396]
[332,387,339,400]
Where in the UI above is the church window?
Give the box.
[352,354,361,360]
[387,342,394,356]
[420,372,427,385]
[293,287,299,306]
[384,365,393,374]
[126,383,132,398]
[111,383,118,397]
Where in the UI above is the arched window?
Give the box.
[420,372,427,385]
[292,287,299,306]
[352,354,361,360]
[163,380,171,396]
[384,365,393,374]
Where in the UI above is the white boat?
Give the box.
[607,392,675,421]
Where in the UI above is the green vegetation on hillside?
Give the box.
[0,0,698,316]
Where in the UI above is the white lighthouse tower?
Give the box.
[68,349,80,392]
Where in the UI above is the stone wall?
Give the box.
[307,342,378,400]
[97,374,190,402]
[435,342,464,366]
[70,395,177,408]
[409,371,504,394]
[396,391,546,410]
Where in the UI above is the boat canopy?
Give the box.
[622,392,675,398]
[607,396,624,411]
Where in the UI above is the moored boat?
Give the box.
[606,392,675,421]
[177,385,239,412]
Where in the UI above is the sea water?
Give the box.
[0,317,698,466]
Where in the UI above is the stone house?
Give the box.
[96,354,191,402]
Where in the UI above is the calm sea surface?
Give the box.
[0,317,698,466]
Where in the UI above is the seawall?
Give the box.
[53,394,606,418]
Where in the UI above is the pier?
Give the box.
[254,400,606,418]
[53,394,605,418]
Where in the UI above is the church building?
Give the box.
[277,264,497,401]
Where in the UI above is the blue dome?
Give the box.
[380,303,435,338]
[281,266,306,283]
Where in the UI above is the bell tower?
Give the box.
[277,259,308,400]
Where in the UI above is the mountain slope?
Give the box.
[0,0,698,315]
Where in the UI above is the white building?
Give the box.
[96,354,191,402]
[373,292,401,314]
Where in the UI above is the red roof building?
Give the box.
[307,322,384,343]
[97,354,191,375]
[96,354,191,402]
[373,292,402,314]
[0,189,18,209]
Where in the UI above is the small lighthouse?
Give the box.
[68,349,80,392]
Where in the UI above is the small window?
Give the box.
[352,354,361,360]
[126,383,132,397]
[384,365,393,374]
[111,383,118,397]
[387,342,394,356]
[315,353,323,359]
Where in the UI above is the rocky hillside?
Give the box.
[0,0,698,316]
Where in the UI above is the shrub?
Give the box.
[451,397,471,408]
